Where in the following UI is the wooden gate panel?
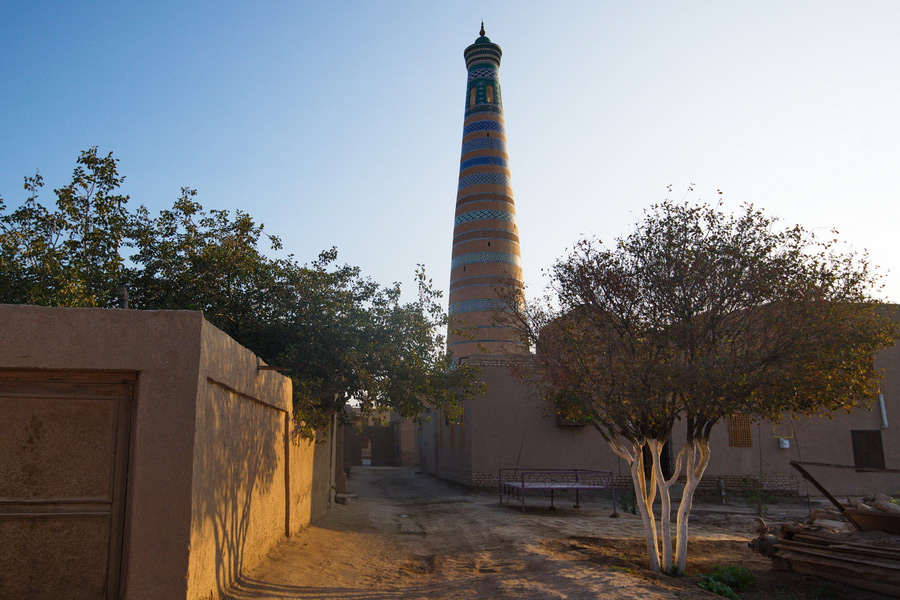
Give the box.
[1,514,110,597]
[0,395,117,498]
[0,373,133,600]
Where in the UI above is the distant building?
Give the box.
[343,407,417,468]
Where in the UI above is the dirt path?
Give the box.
[222,467,886,600]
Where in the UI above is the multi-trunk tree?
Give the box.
[509,200,897,574]
[0,148,481,433]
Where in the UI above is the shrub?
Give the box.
[698,565,755,599]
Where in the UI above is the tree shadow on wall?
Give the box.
[191,366,286,599]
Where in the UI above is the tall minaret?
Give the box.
[448,24,525,358]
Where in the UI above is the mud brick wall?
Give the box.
[612,474,799,496]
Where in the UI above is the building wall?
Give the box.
[421,355,620,487]
[0,306,203,599]
[309,423,337,522]
[701,337,900,498]
[467,358,617,485]
[0,305,330,600]
[392,416,419,468]
[186,319,304,600]
[424,342,900,499]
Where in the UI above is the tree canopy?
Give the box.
[509,199,897,574]
[0,148,480,434]
[0,148,129,307]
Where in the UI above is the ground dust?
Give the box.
[222,466,893,600]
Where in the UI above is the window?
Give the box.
[851,430,885,469]
[728,415,752,447]
[469,87,476,108]
[486,84,494,103]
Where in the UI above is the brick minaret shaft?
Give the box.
[448,25,525,358]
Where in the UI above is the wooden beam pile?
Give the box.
[775,525,900,597]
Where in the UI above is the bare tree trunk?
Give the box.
[648,438,686,573]
[609,436,677,573]
[673,436,711,574]
[629,439,661,572]
[646,439,672,571]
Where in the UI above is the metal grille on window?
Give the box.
[728,414,753,447]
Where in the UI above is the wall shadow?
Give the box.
[191,365,285,598]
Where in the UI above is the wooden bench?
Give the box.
[498,468,617,512]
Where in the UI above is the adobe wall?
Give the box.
[0,305,204,598]
[701,337,900,498]
[0,305,330,600]
[185,319,320,599]
[309,424,338,522]
[426,342,900,499]
[393,418,419,467]
[425,355,620,487]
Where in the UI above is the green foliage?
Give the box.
[0,147,129,307]
[698,578,740,599]
[738,476,775,517]
[1,149,483,434]
[698,565,755,599]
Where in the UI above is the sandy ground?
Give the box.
[222,466,892,600]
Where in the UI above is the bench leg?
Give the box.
[550,490,555,510]
[574,489,581,509]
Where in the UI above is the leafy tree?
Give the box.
[1,149,481,433]
[0,147,129,306]
[125,194,481,432]
[507,200,897,574]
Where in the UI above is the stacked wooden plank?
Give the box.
[775,525,900,597]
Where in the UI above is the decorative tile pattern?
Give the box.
[451,251,521,270]
[465,105,502,117]
[457,172,510,190]
[460,136,506,155]
[456,191,514,204]
[448,298,508,314]
[460,156,508,170]
[449,274,524,288]
[462,120,504,135]
[456,198,514,212]
[453,229,519,246]
[468,67,498,82]
[448,281,521,292]
[465,49,502,68]
[454,209,515,226]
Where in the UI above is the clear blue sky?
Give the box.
[2,1,898,302]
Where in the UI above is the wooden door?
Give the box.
[0,371,134,599]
